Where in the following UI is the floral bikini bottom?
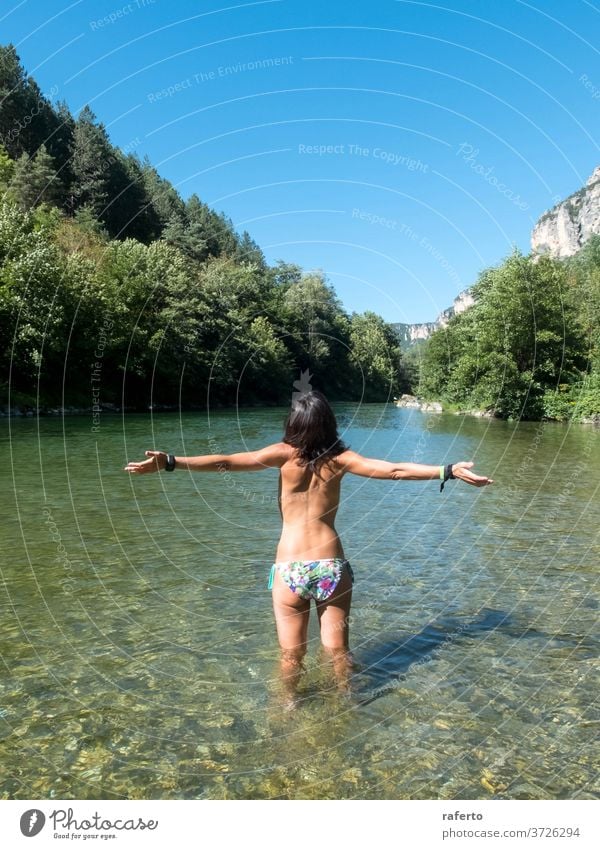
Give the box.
[268,558,354,602]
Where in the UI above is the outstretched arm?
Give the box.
[124,442,289,475]
[337,450,493,487]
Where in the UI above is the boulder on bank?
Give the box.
[394,394,443,412]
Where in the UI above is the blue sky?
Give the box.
[3,0,599,322]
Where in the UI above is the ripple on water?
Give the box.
[1,409,599,798]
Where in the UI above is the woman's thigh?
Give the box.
[315,566,353,650]
[271,569,311,651]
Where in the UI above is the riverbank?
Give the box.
[0,399,284,417]
[3,396,600,424]
[394,394,600,425]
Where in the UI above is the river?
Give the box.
[1,405,598,799]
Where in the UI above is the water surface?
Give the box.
[1,406,598,799]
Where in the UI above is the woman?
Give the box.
[124,391,493,695]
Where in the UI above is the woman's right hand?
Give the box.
[124,450,167,474]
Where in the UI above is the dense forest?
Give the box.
[413,240,600,421]
[0,44,406,411]
[1,44,598,420]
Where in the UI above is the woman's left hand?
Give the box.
[452,461,494,486]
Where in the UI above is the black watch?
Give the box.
[165,453,176,472]
[440,463,455,492]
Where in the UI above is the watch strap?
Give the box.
[440,463,455,492]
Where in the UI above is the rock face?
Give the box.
[531,165,600,258]
[437,289,475,327]
[392,288,475,348]
[393,321,437,347]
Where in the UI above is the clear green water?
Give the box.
[1,405,599,800]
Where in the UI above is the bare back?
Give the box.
[276,446,346,562]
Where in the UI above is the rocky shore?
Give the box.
[394,394,443,412]
[394,394,499,417]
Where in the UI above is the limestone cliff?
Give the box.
[394,166,600,347]
[392,288,475,348]
[436,288,475,327]
[392,321,437,347]
[531,165,600,258]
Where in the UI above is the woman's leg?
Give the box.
[315,566,353,690]
[271,569,311,698]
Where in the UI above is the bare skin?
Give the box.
[124,445,493,697]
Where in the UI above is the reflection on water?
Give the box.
[1,407,599,799]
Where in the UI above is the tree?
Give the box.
[418,316,464,400]
[0,48,416,410]
[280,271,357,396]
[235,230,266,269]
[270,260,303,288]
[140,158,185,232]
[162,207,207,263]
[349,311,404,400]
[0,45,28,157]
[0,144,13,189]
[48,100,76,202]
[243,315,293,401]
[0,200,68,398]
[70,106,111,218]
[419,250,588,418]
[565,235,600,366]
[8,144,62,210]
[106,152,162,243]
[0,44,48,158]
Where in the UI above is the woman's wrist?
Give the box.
[440,463,456,491]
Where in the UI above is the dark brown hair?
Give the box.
[283,390,348,475]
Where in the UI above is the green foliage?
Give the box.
[280,271,353,397]
[140,158,184,231]
[0,199,404,408]
[543,371,600,421]
[106,152,163,243]
[8,144,62,210]
[418,249,597,420]
[0,44,56,158]
[0,200,67,391]
[0,47,406,409]
[163,194,244,264]
[72,206,110,240]
[564,235,600,364]
[349,311,404,400]
[243,316,294,401]
[397,343,423,390]
[0,143,13,188]
[70,106,111,216]
[235,230,266,269]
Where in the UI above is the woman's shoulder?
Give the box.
[332,448,357,464]
[266,442,296,465]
